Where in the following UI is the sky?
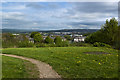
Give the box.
[1,2,118,30]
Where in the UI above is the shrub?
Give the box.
[93,42,111,48]
[85,18,118,46]
[54,36,62,44]
[34,33,43,43]
[64,35,72,40]
[36,43,56,48]
[18,42,34,47]
[36,43,45,47]
[61,41,70,47]
[44,36,54,44]
[30,32,39,38]
[70,42,92,47]
[93,42,101,47]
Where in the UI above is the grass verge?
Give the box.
[2,47,119,78]
[2,56,39,78]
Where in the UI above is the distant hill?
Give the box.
[39,29,99,33]
[2,29,36,33]
[1,29,99,33]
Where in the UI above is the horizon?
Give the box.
[1,28,100,31]
[1,2,118,30]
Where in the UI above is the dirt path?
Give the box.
[1,54,61,78]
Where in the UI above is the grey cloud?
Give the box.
[2,2,118,30]
[67,21,104,28]
[2,18,44,29]
[26,3,45,9]
[52,2,117,21]
[26,2,60,10]
[68,22,103,26]
[47,3,60,8]
[70,2,118,14]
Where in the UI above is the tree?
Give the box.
[85,18,119,46]
[101,18,118,45]
[30,32,39,38]
[114,25,120,49]
[45,36,54,44]
[61,40,69,47]
[54,36,62,46]
[83,33,91,36]
[2,33,19,48]
[64,35,71,40]
[18,34,29,42]
[34,33,43,43]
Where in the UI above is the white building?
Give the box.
[12,34,19,36]
[73,37,86,42]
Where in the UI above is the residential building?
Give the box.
[73,36,86,42]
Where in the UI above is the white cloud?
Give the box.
[33,22,38,25]
[3,5,26,10]
[1,2,118,30]
[2,12,26,20]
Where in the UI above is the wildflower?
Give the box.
[117,55,118,57]
[77,61,81,63]
[99,62,101,65]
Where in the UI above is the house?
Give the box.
[26,35,34,43]
[61,37,66,41]
[43,36,47,40]
[29,38,34,43]
[50,37,55,40]
[73,34,83,37]
[73,36,86,42]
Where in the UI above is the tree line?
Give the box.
[85,18,120,49]
[30,32,70,47]
[2,32,71,48]
[2,18,120,49]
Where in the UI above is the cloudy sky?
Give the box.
[1,2,118,30]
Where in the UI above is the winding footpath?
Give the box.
[1,54,61,78]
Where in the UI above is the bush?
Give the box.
[93,42,111,48]
[18,42,34,47]
[61,41,70,47]
[45,44,56,47]
[44,36,54,44]
[54,36,62,44]
[93,42,101,47]
[70,42,92,47]
[34,33,43,43]
[36,43,56,47]
[85,18,118,46]
[36,43,45,47]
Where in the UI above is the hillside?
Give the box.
[2,29,99,33]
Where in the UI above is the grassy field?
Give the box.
[2,56,39,78]
[2,47,119,78]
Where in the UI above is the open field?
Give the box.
[2,47,119,78]
[2,56,39,78]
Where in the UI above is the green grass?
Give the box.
[2,56,39,78]
[2,47,119,78]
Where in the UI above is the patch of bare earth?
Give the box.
[1,54,61,78]
[84,52,110,54]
